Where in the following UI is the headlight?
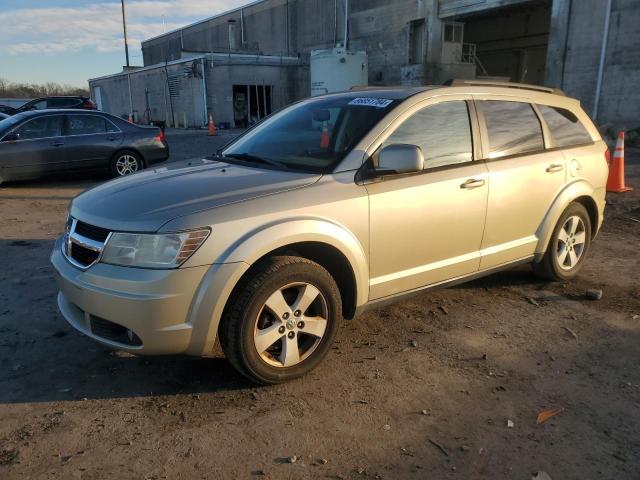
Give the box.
[101,228,210,269]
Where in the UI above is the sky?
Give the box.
[0,0,248,88]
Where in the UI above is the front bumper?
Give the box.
[51,237,248,356]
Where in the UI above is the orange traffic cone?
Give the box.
[607,132,632,193]
[208,114,217,136]
[128,113,133,123]
[320,121,330,148]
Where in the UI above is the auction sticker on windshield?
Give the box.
[348,98,393,108]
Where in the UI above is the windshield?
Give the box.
[0,113,24,137]
[222,95,398,173]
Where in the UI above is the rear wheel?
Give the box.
[110,150,143,178]
[219,256,342,384]
[533,202,592,281]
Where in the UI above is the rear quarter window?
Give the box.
[537,104,592,148]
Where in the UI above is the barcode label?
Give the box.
[348,98,393,108]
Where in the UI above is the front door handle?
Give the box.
[51,141,64,147]
[460,178,486,189]
[546,163,564,173]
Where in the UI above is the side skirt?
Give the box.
[354,255,535,317]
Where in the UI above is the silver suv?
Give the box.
[51,81,609,384]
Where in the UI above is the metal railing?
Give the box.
[461,43,489,77]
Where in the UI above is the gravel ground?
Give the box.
[0,132,638,479]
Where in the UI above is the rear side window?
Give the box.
[383,101,473,169]
[480,101,544,159]
[67,115,108,135]
[48,98,79,108]
[537,105,592,147]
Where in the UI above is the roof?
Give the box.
[343,86,440,100]
[11,109,107,119]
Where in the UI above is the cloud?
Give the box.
[0,0,247,56]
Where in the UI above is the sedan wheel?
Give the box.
[114,153,140,176]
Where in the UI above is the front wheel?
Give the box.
[219,256,342,384]
[533,202,592,281]
[110,151,143,178]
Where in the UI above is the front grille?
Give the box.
[70,243,100,266]
[90,316,142,346]
[64,218,112,269]
[74,220,110,242]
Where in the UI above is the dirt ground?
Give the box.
[0,132,638,479]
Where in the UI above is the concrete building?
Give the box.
[89,0,639,131]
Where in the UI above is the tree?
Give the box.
[0,77,89,98]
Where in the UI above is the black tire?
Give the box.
[219,255,342,385]
[110,150,143,178]
[533,202,592,281]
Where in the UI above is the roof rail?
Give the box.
[349,85,405,91]
[446,79,565,96]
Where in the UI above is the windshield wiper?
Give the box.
[223,153,288,169]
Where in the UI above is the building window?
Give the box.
[443,22,463,43]
[408,19,425,65]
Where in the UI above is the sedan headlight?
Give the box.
[101,229,210,269]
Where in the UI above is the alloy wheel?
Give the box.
[556,215,586,270]
[253,282,328,368]
[115,154,140,176]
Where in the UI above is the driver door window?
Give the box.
[14,116,63,140]
[382,101,473,169]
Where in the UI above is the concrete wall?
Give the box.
[439,0,534,17]
[546,0,640,129]
[204,59,307,127]
[106,0,639,131]
[142,0,433,87]
[90,56,305,128]
[90,60,207,128]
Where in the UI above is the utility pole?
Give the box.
[121,0,130,67]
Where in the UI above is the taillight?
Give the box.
[154,130,165,142]
[82,99,96,109]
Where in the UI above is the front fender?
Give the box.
[184,218,369,356]
[221,218,369,307]
[535,179,598,257]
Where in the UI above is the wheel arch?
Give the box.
[535,181,599,258]
[231,241,359,320]
[220,219,369,314]
[110,147,146,168]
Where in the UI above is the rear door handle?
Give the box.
[460,178,486,189]
[546,163,564,173]
[106,136,117,141]
[51,141,64,147]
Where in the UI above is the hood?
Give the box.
[71,159,321,232]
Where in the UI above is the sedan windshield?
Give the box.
[0,114,23,137]
[222,95,398,173]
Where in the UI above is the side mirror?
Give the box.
[2,132,20,142]
[376,144,424,174]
